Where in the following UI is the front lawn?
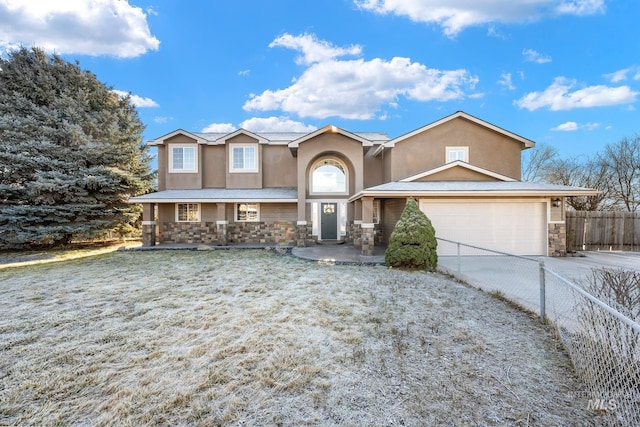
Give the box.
[0,250,595,426]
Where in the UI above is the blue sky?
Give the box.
[1,0,639,165]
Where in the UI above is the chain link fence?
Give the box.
[436,237,640,426]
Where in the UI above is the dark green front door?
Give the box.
[321,203,338,240]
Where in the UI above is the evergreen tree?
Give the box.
[385,198,438,270]
[0,47,154,248]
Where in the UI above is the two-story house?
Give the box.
[130,111,598,256]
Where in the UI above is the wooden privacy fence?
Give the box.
[567,211,640,252]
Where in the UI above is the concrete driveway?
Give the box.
[542,250,640,281]
[437,251,640,331]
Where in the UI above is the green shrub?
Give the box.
[384,198,437,270]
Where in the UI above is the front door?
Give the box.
[320,203,338,240]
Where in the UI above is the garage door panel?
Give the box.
[420,201,546,256]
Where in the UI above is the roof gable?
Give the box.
[148,129,207,146]
[288,125,374,148]
[401,161,517,182]
[374,111,535,156]
[212,129,269,145]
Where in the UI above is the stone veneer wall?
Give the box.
[548,223,566,257]
[349,223,362,247]
[160,221,298,245]
[161,222,218,244]
[296,223,314,247]
[349,223,384,246]
[227,221,297,245]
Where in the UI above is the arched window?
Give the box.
[311,159,347,194]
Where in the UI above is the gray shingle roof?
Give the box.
[192,131,389,144]
[360,181,599,194]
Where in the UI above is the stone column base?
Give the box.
[296,221,310,247]
[142,221,156,247]
[216,221,228,246]
[361,223,374,256]
[548,223,566,257]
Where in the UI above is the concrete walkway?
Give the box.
[291,243,386,265]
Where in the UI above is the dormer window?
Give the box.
[169,144,197,172]
[446,146,468,163]
[230,144,258,173]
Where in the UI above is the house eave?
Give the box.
[401,161,517,182]
[129,197,298,204]
[349,189,600,202]
[148,129,208,145]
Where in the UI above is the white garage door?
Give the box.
[419,200,547,256]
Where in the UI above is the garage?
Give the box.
[419,199,548,256]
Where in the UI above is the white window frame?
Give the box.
[446,146,469,163]
[229,144,258,173]
[372,200,380,224]
[175,203,200,222]
[169,144,198,173]
[310,158,349,196]
[235,203,260,222]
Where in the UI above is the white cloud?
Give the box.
[269,33,362,65]
[243,33,478,120]
[202,122,236,133]
[0,0,159,58]
[498,73,515,90]
[112,90,158,108]
[551,121,578,131]
[239,117,317,132]
[515,77,638,111]
[153,116,173,124]
[238,69,251,77]
[523,49,552,64]
[354,0,605,36]
[551,121,600,131]
[201,117,316,133]
[604,66,640,83]
[556,0,605,15]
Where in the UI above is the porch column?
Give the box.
[216,203,228,245]
[361,197,375,255]
[296,221,310,247]
[141,203,156,247]
[361,223,375,256]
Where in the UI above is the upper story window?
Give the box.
[230,144,258,173]
[169,144,197,173]
[446,146,469,163]
[311,158,347,194]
